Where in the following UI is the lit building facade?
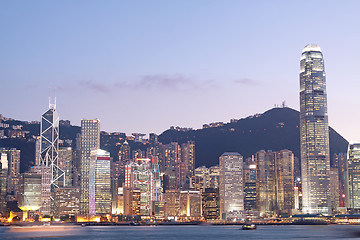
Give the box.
[163,167,177,191]
[151,157,163,202]
[255,150,276,216]
[300,44,331,214]
[164,142,181,188]
[54,187,80,216]
[202,188,219,220]
[124,187,141,215]
[347,143,360,209]
[333,153,347,207]
[29,165,52,215]
[0,148,20,199]
[163,190,180,217]
[180,141,195,188]
[219,152,244,219]
[209,165,220,189]
[80,119,100,215]
[89,149,111,215]
[58,147,73,187]
[330,168,340,211]
[179,190,201,217]
[18,172,42,212]
[275,150,294,214]
[244,163,256,211]
[125,158,152,215]
[0,153,8,214]
[191,166,210,193]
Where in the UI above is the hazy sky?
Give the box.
[1,1,360,141]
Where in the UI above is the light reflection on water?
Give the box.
[1,225,360,239]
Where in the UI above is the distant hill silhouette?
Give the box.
[158,107,348,167]
[0,107,349,172]
[0,121,80,172]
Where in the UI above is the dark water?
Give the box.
[1,225,360,239]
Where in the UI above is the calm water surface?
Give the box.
[1,225,360,239]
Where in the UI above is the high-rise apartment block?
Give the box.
[180,141,195,188]
[300,44,331,214]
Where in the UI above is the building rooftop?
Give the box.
[221,152,241,156]
[302,44,322,53]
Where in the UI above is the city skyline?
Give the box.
[2,1,360,142]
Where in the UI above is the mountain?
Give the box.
[158,107,348,167]
[0,120,80,172]
[0,107,349,172]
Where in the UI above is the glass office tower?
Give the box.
[300,44,330,214]
[80,119,100,215]
[347,143,360,209]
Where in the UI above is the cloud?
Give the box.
[77,80,110,93]
[233,78,259,85]
[55,75,218,94]
[115,74,217,91]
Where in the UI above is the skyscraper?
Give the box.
[0,152,8,215]
[329,167,340,211]
[255,150,276,215]
[18,171,42,220]
[0,148,20,200]
[58,147,73,187]
[179,190,202,217]
[219,152,244,219]
[244,163,256,211]
[275,150,294,214]
[80,119,100,215]
[202,188,220,220]
[125,158,152,215]
[300,44,331,214]
[347,143,360,209]
[89,149,111,215]
[39,99,65,211]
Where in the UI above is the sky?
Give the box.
[1,0,360,141]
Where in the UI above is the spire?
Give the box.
[49,96,56,110]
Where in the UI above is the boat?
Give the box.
[242,220,256,230]
[129,221,140,226]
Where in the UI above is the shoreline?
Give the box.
[0,222,350,227]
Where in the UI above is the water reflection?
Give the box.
[1,225,360,239]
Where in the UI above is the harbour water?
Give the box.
[1,225,360,239]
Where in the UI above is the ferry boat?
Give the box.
[242,223,256,230]
[242,219,256,230]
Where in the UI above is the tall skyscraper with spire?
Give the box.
[300,44,331,214]
[39,98,64,214]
